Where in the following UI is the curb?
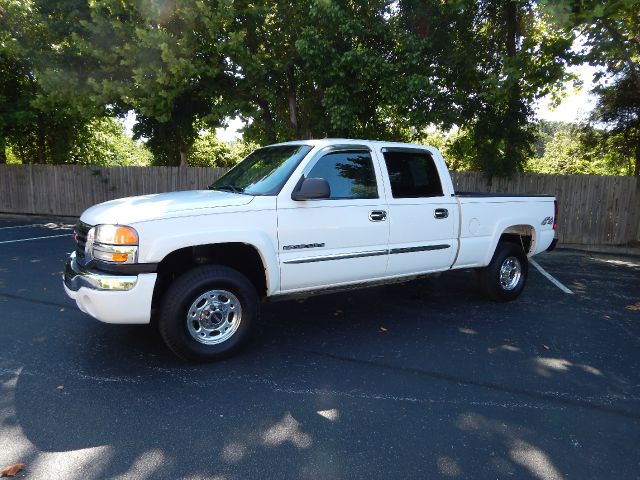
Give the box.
[557,244,640,258]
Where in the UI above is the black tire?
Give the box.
[477,242,528,302]
[158,265,259,362]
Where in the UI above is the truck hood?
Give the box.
[80,190,254,225]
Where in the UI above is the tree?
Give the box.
[0,39,27,164]
[584,1,640,176]
[590,74,640,175]
[78,0,235,165]
[294,0,404,139]
[391,1,577,177]
[0,0,625,173]
[70,117,152,166]
[544,0,640,174]
[462,1,575,177]
[528,123,595,173]
[0,0,104,164]
[523,120,630,175]
[226,0,405,144]
[188,131,258,168]
[393,1,488,136]
[533,120,567,157]
[417,120,630,175]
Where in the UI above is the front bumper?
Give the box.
[64,251,138,291]
[62,252,156,324]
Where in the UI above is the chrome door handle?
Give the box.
[369,210,387,222]
[434,208,448,219]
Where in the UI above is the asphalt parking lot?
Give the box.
[0,215,639,480]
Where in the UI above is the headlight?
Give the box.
[86,225,139,264]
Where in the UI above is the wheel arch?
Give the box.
[151,242,271,313]
[484,222,538,266]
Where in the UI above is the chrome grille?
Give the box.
[74,222,92,260]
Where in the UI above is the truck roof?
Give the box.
[267,138,436,150]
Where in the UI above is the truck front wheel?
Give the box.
[158,265,258,362]
[477,242,528,302]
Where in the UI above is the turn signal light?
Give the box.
[112,226,138,245]
[92,244,138,264]
[111,252,129,262]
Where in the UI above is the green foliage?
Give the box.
[0,0,110,164]
[226,0,577,178]
[580,121,638,176]
[415,128,476,171]
[420,120,631,176]
[589,73,640,176]
[533,120,567,157]
[75,0,236,165]
[295,0,399,138]
[542,1,638,78]
[70,117,152,166]
[525,122,630,175]
[526,124,602,174]
[455,1,576,177]
[543,0,640,175]
[6,116,152,165]
[395,1,577,177]
[188,132,259,168]
[5,144,21,164]
[0,0,637,175]
[224,0,407,144]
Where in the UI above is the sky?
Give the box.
[215,117,245,142]
[123,63,600,142]
[534,63,599,124]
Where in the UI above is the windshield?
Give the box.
[209,145,313,196]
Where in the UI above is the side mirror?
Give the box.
[292,177,330,200]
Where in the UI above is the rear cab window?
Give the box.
[381,148,443,198]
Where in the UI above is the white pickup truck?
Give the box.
[63,139,558,361]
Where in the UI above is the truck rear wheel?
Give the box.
[158,265,258,362]
[477,242,528,302]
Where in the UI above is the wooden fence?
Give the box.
[453,172,640,246]
[0,164,226,216]
[1,165,638,246]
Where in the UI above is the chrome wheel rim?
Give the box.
[499,256,522,291]
[186,289,242,345]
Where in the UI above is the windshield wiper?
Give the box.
[209,184,244,194]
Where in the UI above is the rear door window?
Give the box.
[382,150,443,198]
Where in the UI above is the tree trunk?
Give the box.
[503,0,520,169]
[179,150,188,167]
[286,65,299,137]
[505,1,517,58]
[635,144,640,176]
[32,111,48,164]
[256,98,276,143]
[0,136,6,164]
[36,126,46,164]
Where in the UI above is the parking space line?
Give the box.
[0,224,42,230]
[0,233,71,244]
[530,258,574,294]
[0,222,73,230]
